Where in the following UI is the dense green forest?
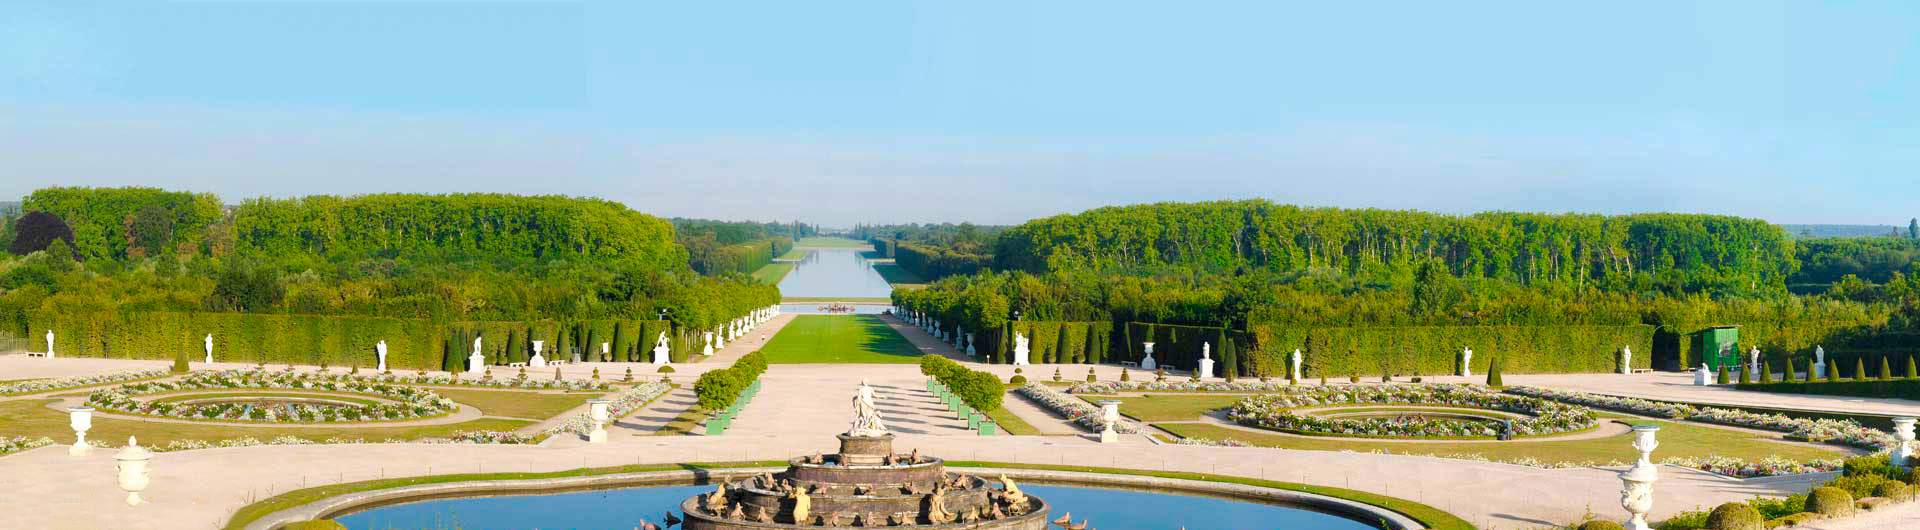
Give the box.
[0,189,778,359]
[673,218,811,276]
[893,201,1920,375]
[856,222,1003,281]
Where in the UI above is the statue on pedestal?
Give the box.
[652,332,672,365]
[204,334,214,364]
[1460,347,1473,377]
[848,379,888,437]
[1197,342,1215,379]
[1289,349,1302,381]
[376,340,388,372]
[1012,333,1031,366]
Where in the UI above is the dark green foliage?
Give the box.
[1825,474,1886,502]
[8,211,76,256]
[35,311,442,371]
[1804,487,1854,517]
[21,187,219,259]
[1486,353,1504,387]
[892,242,991,281]
[1703,502,1762,530]
[1576,521,1626,530]
[205,258,285,312]
[1737,379,1920,400]
[1873,480,1911,501]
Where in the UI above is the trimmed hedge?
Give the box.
[693,352,766,411]
[33,311,442,371]
[1251,324,1655,377]
[921,355,1003,412]
[892,242,989,281]
[1703,502,1762,530]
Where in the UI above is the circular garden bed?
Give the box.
[87,370,455,423]
[1228,384,1597,439]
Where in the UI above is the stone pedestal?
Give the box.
[1098,400,1121,444]
[1197,353,1215,380]
[68,406,93,456]
[467,352,486,376]
[1619,425,1660,530]
[1693,364,1714,386]
[836,433,894,466]
[1894,417,1916,468]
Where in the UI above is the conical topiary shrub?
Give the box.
[1828,361,1840,382]
[1760,362,1773,384]
[1486,353,1504,387]
[1882,357,1895,381]
[1718,363,1730,385]
[1908,356,1918,379]
[1855,358,1868,382]
[171,349,190,373]
[1738,362,1751,384]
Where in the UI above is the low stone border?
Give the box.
[245,466,1429,530]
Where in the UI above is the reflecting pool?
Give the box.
[775,248,896,299]
[334,483,1379,530]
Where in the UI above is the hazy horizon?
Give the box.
[4,1,1916,227]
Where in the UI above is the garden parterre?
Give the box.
[1509,386,1896,452]
[546,381,672,436]
[86,370,455,423]
[1227,384,1596,438]
[1016,383,1141,433]
[0,369,170,395]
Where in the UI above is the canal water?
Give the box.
[775,248,895,300]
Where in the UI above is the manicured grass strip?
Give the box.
[1156,415,1847,464]
[1080,394,1244,422]
[942,462,1472,530]
[987,398,1042,436]
[0,399,532,448]
[775,249,810,260]
[431,388,603,420]
[221,460,790,530]
[795,236,873,248]
[759,315,921,363]
[751,263,794,285]
[780,297,892,303]
[653,404,709,436]
[870,262,926,287]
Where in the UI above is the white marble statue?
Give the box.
[651,332,671,365]
[1814,345,1828,379]
[529,340,547,368]
[1197,343,1215,380]
[204,334,214,364]
[1460,347,1473,377]
[467,337,486,376]
[601,342,610,361]
[1694,363,1715,386]
[1012,333,1031,366]
[44,329,54,358]
[1289,349,1302,380]
[1620,345,1633,375]
[376,340,388,371]
[1140,342,1157,371]
[1749,347,1761,380]
[848,379,888,437]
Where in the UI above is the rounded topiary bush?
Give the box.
[657,365,676,373]
[1873,480,1911,501]
[1576,520,1625,530]
[1704,502,1762,530]
[285,521,347,530]
[1806,486,1856,517]
[1009,375,1027,385]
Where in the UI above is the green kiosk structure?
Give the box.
[1698,325,1740,372]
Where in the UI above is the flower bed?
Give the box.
[1016,383,1141,433]
[546,381,672,436]
[1068,380,1294,394]
[86,370,455,423]
[0,436,54,457]
[1228,384,1596,438]
[343,370,612,391]
[1505,386,1696,419]
[0,369,171,396]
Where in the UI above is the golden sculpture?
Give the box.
[999,474,1027,506]
[791,485,812,523]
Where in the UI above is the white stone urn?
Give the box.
[1140,342,1157,371]
[1894,417,1917,468]
[1619,425,1660,530]
[68,406,94,456]
[1097,400,1121,444]
[115,437,152,506]
[529,340,547,368]
[587,398,612,444]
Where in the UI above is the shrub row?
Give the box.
[892,242,990,281]
[1736,377,1920,401]
[920,355,1003,412]
[693,352,767,411]
[1249,324,1654,377]
[31,311,730,372]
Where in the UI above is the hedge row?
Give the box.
[892,242,990,282]
[920,355,1003,412]
[693,352,766,411]
[1676,320,1919,370]
[995,321,1114,365]
[33,312,721,372]
[1736,378,1920,401]
[1249,324,1655,377]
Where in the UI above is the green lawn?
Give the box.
[0,399,534,448]
[1082,394,1246,422]
[871,263,927,288]
[432,388,603,420]
[750,263,794,285]
[796,236,873,248]
[988,396,1044,435]
[775,248,810,260]
[1157,415,1849,464]
[759,315,922,363]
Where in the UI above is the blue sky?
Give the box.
[2,1,1915,227]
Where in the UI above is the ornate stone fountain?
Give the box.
[680,382,1051,529]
